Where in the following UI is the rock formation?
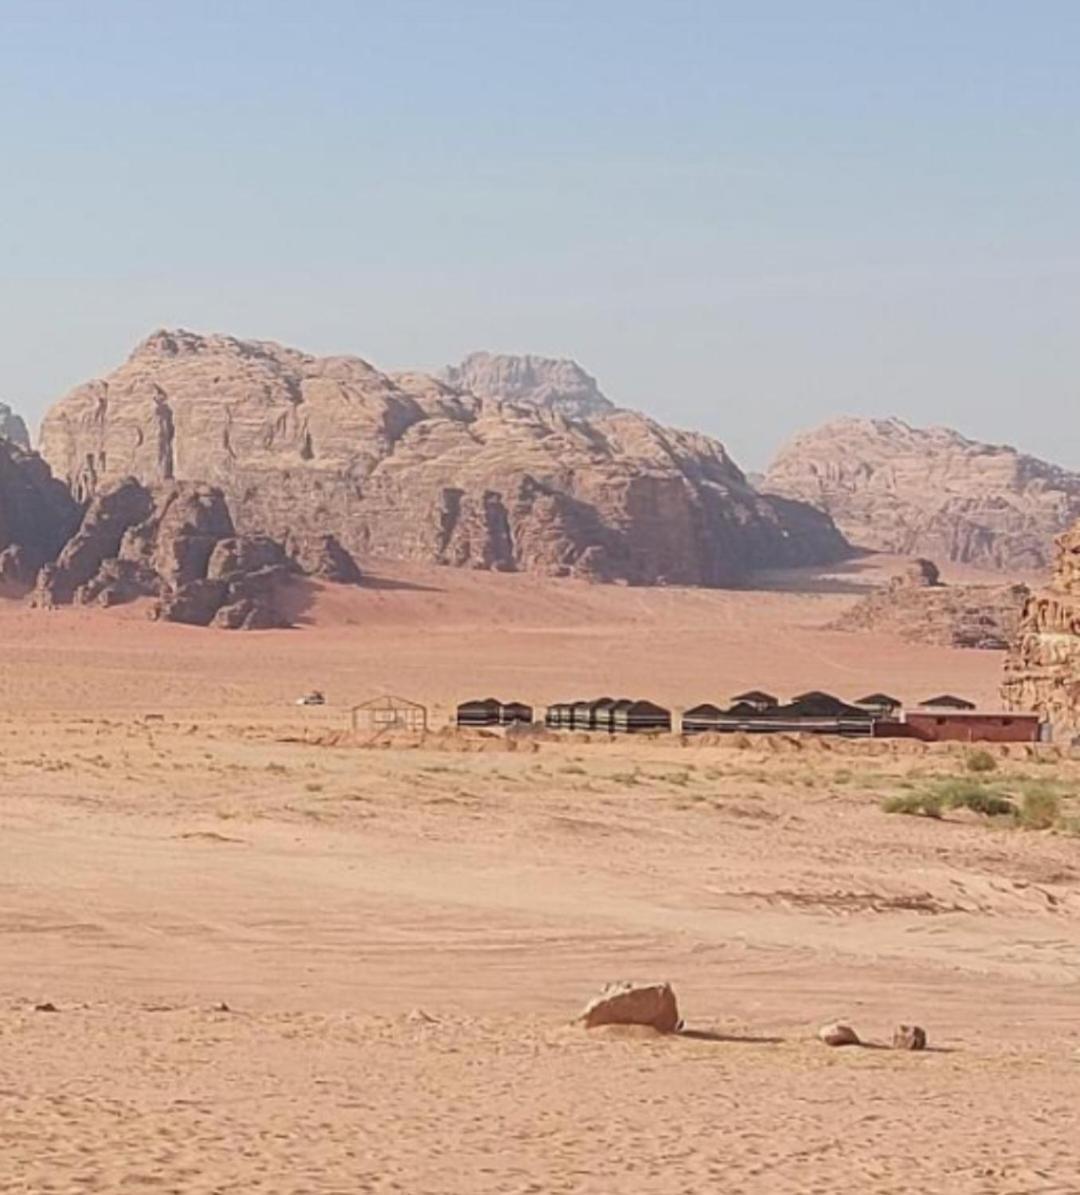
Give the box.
[0,440,80,594]
[38,329,850,586]
[764,417,1080,571]
[32,476,360,628]
[0,402,30,449]
[832,560,1028,650]
[1003,521,1080,729]
[439,351,615,419]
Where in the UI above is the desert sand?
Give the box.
[3,559,1079,1193]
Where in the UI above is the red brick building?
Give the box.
[879,711,1043,744]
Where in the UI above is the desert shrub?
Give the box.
[1017,785,1061,830]
[965,749,998,774]
[882,792,944,819]
[939,779,1015,818]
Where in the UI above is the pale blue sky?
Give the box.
[2,0,1078,467]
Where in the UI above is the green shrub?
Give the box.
[882,792,944,819]
[939,779,1015,818]
[965,749,998,774]
[1018,786,1061,830]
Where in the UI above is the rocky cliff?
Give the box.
[830,558,1028,650]
[763,417,1080,571]
[38,330,850,586]
[0,402,31,449]
[1002,522,1080,729]
[32,476,360,628]
[439,352,614,419]
[0,440,80,593]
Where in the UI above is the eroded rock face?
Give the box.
[0,402,30,449]
[1003,522,1080,729]
[764,417,1080,571]
[32,478,295,628]
[0,440,80,594]
[38,329,850,587]
[438,351,615,419]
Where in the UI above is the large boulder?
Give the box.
[764,417,1080,571]
[578,981,681,1033]
[38,329,851,587]
[286,532,361,583]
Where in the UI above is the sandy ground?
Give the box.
[3,560,1079,1193]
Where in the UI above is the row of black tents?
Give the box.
[455,690,942,737]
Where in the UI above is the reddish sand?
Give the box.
[3,560,1078,1193]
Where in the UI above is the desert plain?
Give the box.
[2,558,1079,1194]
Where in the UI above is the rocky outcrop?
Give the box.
[32,477,307,629]
[0,402,30,449]
[38,330,850,587]
[832,560,1028,650]
[1003,522,1080,729]
[439,351,615,419]
[764,417,1080,572]
[0,440,80,594]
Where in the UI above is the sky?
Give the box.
[1,0,1078,469]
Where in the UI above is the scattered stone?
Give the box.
[578,981,680,1034]
[213,1001,231,1013]
[406,1008,437,1024]
[892,1024,927,1050]
[818,1022,860,1047]
[34,1002,59,1013]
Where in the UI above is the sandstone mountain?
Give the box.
[38,330,850,587]
[0,440,80,593]
[1003,521,1080,730]
[438,352,614,419]
[763,417,1080,572]
[830,557,1028,650]
[0,402,30,449]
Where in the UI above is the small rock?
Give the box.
[213,1001,231,1013]
[579,981,680,1034]
[34,1002,59,1013]
[892,1024,927,1050]
[406,1008,437,1024]
[818,1022,859,1047]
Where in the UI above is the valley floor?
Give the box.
[1,562,1077,1193]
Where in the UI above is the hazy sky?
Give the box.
[2,0,1078,468]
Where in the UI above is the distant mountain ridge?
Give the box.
[439,351,615,419]
[35,328,850,587]
[0,402,30,449]
[763,416,1080,572]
